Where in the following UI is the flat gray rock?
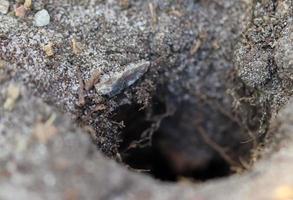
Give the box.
[0,0,9,14]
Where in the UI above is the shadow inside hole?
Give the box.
[117,100,252,182]
[121,143,231,181]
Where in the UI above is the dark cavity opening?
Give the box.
[115,99,253,182]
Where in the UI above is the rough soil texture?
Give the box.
[0,0,292,199]
[0,79,293,200]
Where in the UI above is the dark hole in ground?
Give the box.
[115,99,251,182]
[121,141,231,181]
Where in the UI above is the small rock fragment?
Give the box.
[95,60,150,97]
[43,42,54,57]
[235,47,270,88]
[275,26,293,80]
[119,0,130,9]
[71,38,82,55]
[3,84,20,111]
[0,0,9,14]
[15,5,27,18]
[34,9,50,27]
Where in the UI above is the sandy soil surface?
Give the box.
[0,0,292,199]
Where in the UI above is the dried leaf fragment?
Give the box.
[33,114,58,144]
[43,42,54,57]
[71,38,82,55]
[3,84,20,111]
[85,69,101,91]
[24,0,32,9]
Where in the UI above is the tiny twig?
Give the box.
[124,105,175,152]
[149,3,157,28]
[77,67,85,106]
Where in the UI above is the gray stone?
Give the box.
[34,9,50,27]
[95,60,150,97]
[275,23,293,80]
[0,0,9,14]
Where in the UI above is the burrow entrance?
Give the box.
[114,97,262,182]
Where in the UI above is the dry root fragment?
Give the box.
[148,3,157,26]
[3,84,20,111]
[85,69,101,91]
[196,123,239,167]
[190,32,207,55]
[43,42,54,57]
[169,9,183,17]
[190,40,202,55]
[0,60,5,68]
[77,68,85,106]
[94,104,106,112]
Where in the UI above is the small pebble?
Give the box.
[95,60,150,97]
[71,38,82,55]
[0,0,9,14]
[34,9,50,27]
[15,5,27,18]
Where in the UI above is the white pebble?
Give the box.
[34,9,50,27]
[0,0,9,14]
